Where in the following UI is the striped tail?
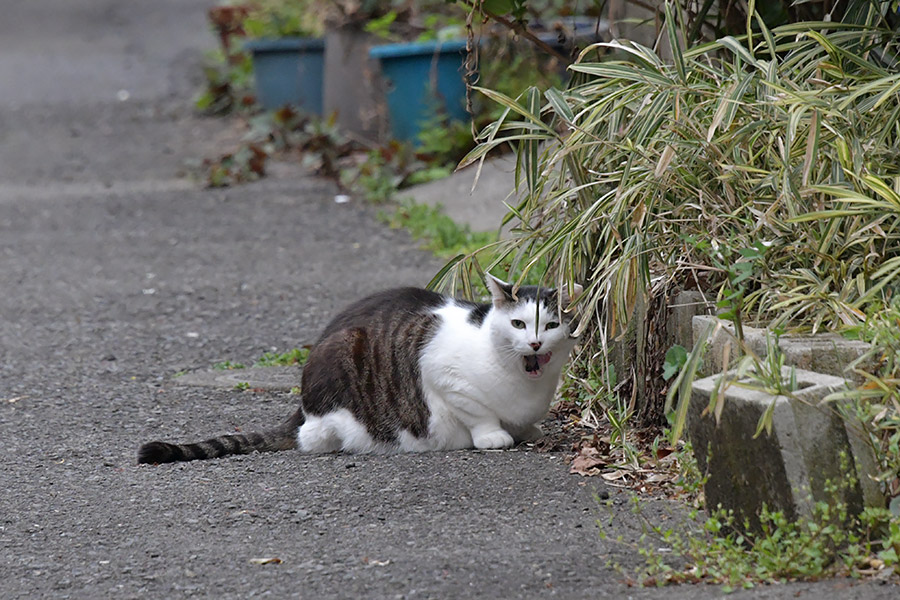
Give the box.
[137,408,304,465]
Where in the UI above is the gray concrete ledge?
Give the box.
[689,366,884,529]
[405,156,518,234]
[692,315,873,384]
[175,366,302,391]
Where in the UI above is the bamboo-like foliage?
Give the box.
[437,6,900,343]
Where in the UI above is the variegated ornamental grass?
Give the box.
[432,4,900,572]
[439,13,900,340]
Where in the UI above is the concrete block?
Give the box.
[692,315,872,384]
[323,26,388,143]
[689,367,884,529]
[777,335,872,385]
[175,366,302,391]
[691,315,768,377]
[665,290,713,350]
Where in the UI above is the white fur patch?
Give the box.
[298,409,394,454]
[415,298,576,451]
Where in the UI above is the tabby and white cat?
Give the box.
[138,274,581,464]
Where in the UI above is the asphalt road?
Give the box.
[0,1,897,598]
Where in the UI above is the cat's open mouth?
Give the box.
[523,352,552,378]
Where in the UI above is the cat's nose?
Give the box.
[530,341,542,351]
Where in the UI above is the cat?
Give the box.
[137,274,582,464]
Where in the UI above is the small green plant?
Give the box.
[606,395,639,466]
[416,12,465,42]
[708,240,771,346]
[716,332,800,439]
[241,0,325,38]
[670,439,707,504]
[343,150,404,204]
[203,143,267,187]
[415,114,476,168]
[827,298,900,510]
[360,4,464,42]
[254,348,310,367]
[667,326,801,445]
[213,360,246,370]
[195,50,255,115]
[560,350,642,464]
[604,474,900,588]
[338,141,449,204]
[404,164,454,187]
[874,512,900,569]
[363,10,400,39]
[381,199,498,260]
[233,381,251,391]
[662,345,688,382]
[203,108,357,187]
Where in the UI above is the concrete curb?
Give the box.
[692,315,873,384]
[175,366,302,391]
[689,367,884,529]
[405,156,517,234]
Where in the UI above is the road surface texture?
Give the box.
[0,1,896,598]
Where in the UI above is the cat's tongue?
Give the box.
[523,352,552,378]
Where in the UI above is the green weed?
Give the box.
[213,360,246,370]
[603,476,900,588]
[670,439,707,504]
[254,348,309,367]
[381,199,498,261]
[194,50,255,115]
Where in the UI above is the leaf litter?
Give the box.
[536,400,698,501]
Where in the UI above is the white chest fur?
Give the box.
[416,301,571,450]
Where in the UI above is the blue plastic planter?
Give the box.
[369,39,469,143]
[244,38,325,114]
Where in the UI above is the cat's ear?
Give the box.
[485,274,515,307]
[559,282,584,311]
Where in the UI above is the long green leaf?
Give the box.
[666,322,715,443]
[568,62,674,86]
[544,87,575,123]
[718,36,762,69]
[664,1,686,84]
[472,86,554,131]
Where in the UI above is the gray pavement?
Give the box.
[0,1,896,598]
[406,156,517,234]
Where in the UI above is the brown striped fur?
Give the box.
[137,288,446,464]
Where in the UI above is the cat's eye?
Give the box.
[546,321,560,330]
[511,319,526,329]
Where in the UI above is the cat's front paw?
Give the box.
[472,428,515,449]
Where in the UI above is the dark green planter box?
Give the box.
[245,37,325,114]
[369,39,469,144]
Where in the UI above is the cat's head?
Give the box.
[485,274,583,380]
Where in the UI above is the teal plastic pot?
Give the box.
[369,39,469,143]
[244,37,325,114]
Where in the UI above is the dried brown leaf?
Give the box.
[569,453,606,476]
[600,469,629,481]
